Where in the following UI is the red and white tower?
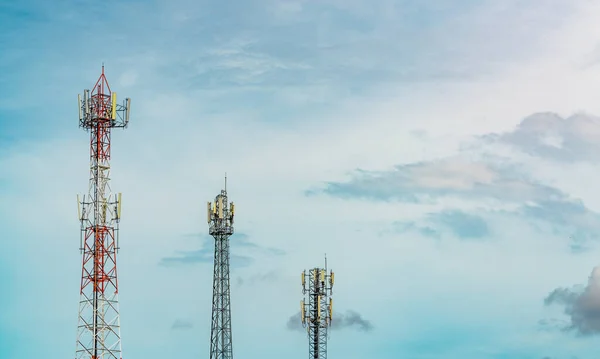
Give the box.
[75,66,131,359]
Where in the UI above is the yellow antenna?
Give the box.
[117,193,122,219]
[217,196,223,218]
[111,92,117,120]
[317,296,321,321]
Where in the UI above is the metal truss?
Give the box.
[301,259,334,359]
[207,180,235,359]
[74,66,131,359]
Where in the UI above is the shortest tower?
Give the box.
[300,257,334,359]
[206,176,235,359]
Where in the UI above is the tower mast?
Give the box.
[75,66,131,359]
[206,177,236,359]
[300,257,334,359]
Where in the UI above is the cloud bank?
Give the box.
[309,112,600,249]
[484,112,600,163]
[545,266,600,336]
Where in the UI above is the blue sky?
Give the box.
[4,0,600,358]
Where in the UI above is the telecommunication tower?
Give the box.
[74,66,131,359]
[206,176,236,359]
[300,257,334,359]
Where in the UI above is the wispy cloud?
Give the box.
[171,319,193,330]
[428,210,489,239]
[159,233,284,267]
[394,210,489,240]
[308,155,563,204]
[483,112,600,163]
[236,270,279,287]
[160,247,254,268]
[286,310,373,332]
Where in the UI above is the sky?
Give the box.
[5,0,600,358]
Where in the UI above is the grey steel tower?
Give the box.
[206,177,236,359]
[300,257,334,359]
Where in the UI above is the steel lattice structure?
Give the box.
[75,66,131,359]
[206,177,236,359]
[300,258,334,359]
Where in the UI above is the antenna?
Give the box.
[79,65,130,130]
[225,172,227,192]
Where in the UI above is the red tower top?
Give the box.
[79,66,131,130]
[93,65,112,98]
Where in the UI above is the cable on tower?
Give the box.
[207,177,236,359]
[300,256,334,359]
[74,66,131,359]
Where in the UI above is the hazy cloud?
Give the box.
[544,266,600,335]
[392,221,441,239]
[392,210,489,240]
[236,270,279,287]
[286,311,302,330]
[159,233,282,267]
[523,200,600,252]
[331,310,373,332]
[308,156,565,204]
[171,319,193,330]
[427,210,489,239]
[523,200,600,237]
[160,248,254,268]
[286,310,373,332]
[484,112,600,163]
[538,318,569,332]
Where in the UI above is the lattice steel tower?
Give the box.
[300,257,334,359]
[74,66,131,359]
[206,177,236,359]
